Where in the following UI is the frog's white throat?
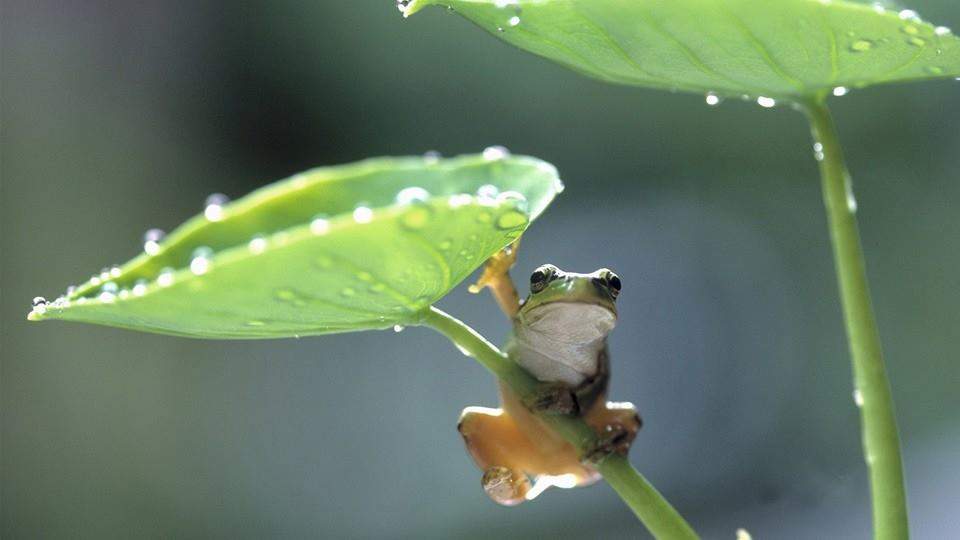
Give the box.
[509,302,616,387]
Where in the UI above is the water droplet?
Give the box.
[705,92,722,106]
[247,320,266,327]
[813,142,825,162]
[439,239,453,251]
[110,266,122,278]
[756,96,776,108]
[353,205,374,223]
[356,271,373,282]
[908,36,926,47]
[340,287,356,297]
[66,285,77,296]
[393,325,405,333]
[508,15,520,26]
[32,296,47,307]
[496,26,505,32]
[832,86,849,97]
[102,281,119,293]
[158,267,175,287]
[935,26,952,36]
[902,24,919,36]
[310,215,330,235]
[477,184,499,201]
[190,247,213,275]
[496,191,528,216]
[482,145,510,161]
[401,205,432,230]
[396,0,410,14]
[853,388,864,407]
[76,297,88,305]
[90,275,102,287]
[98,290,116,303]
[496,209,528,230]
[925,66,944,75]
[898,9,919,21]
[118,289,130,300]
[423,150,441,164]
[132,279,148,296]
[204,193,229,222]
[846,181,858,213]
[448,194,473,207]
[143,228,165,255]
[396,186,431,205]
[850,39,874,52]
[249,235,267,254]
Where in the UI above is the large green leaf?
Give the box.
[29,152,562,338]
[404,0,960,99]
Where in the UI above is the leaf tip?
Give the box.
[400,0,432,18]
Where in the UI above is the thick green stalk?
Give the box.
[803,99,908,540]
[418,306,698,540]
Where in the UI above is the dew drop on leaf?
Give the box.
[400,205,433,230]
[133,279,148,296]
[353,205,374,223]
[248,235,267,254]
[157,267,175,287]
[850,39,874,52]
[204,193,229,222]
[396,186,430,205]
[310,215,330,235]
[756,96,776,108]
[190,247,214,276]
[482,145,510,161]
[143,228,165,255]
[496,209,528,230]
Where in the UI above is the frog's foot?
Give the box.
[522,383,579,416]
[468,239,521,318]
[481,466,530,506]
[583,401,642,463]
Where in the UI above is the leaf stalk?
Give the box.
[802,98,909,540]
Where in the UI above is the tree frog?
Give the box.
[459,245,641,506]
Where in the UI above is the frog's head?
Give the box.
[516,264,620,342]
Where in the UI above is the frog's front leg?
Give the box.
[583,401,643,462]
[469,239,521,318]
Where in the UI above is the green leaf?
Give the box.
[29,152,563,338]
[404,0,960,99]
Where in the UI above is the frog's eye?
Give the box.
[598,269,621,298]
[530,264,558,293]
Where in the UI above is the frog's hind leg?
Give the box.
[458,406,533,505]
[468,239,521,318]
[458,404,596,505]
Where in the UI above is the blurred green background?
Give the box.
[3,1,959,538]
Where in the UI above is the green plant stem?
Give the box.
[418,305,698,540]
[803,99,908,540]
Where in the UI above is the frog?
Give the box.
[458,243,642,506]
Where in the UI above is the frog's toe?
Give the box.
[482,466,531,506]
